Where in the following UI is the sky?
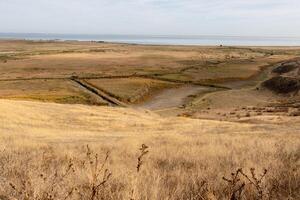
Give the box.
[0,0,299,36]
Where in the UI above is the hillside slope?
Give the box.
[0,100,299,143]
[0,100,299,199]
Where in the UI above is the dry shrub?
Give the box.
[0,145,113,200]
[223,168,268,200]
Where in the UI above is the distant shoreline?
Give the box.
[1,33,300,46]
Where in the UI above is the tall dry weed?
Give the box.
[0,136,299,200]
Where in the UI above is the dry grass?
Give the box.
[0,80,108,105]
[0,100,299,200]
[0,133,299,200]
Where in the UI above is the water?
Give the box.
[1,33,300,46]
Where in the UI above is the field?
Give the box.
[0,79,108,105]
[1,40,299,106]
[0,40,300,200]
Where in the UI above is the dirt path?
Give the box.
[135,85,212,110]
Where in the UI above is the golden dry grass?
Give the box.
[0,100,299,200]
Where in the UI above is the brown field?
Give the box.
[0,40,300,200]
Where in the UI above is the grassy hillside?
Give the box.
[0,100,299,199]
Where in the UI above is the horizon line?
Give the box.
[1,32,300,39]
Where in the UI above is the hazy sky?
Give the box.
[0,0,299,36]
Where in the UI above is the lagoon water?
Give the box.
[1,33,300,46]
